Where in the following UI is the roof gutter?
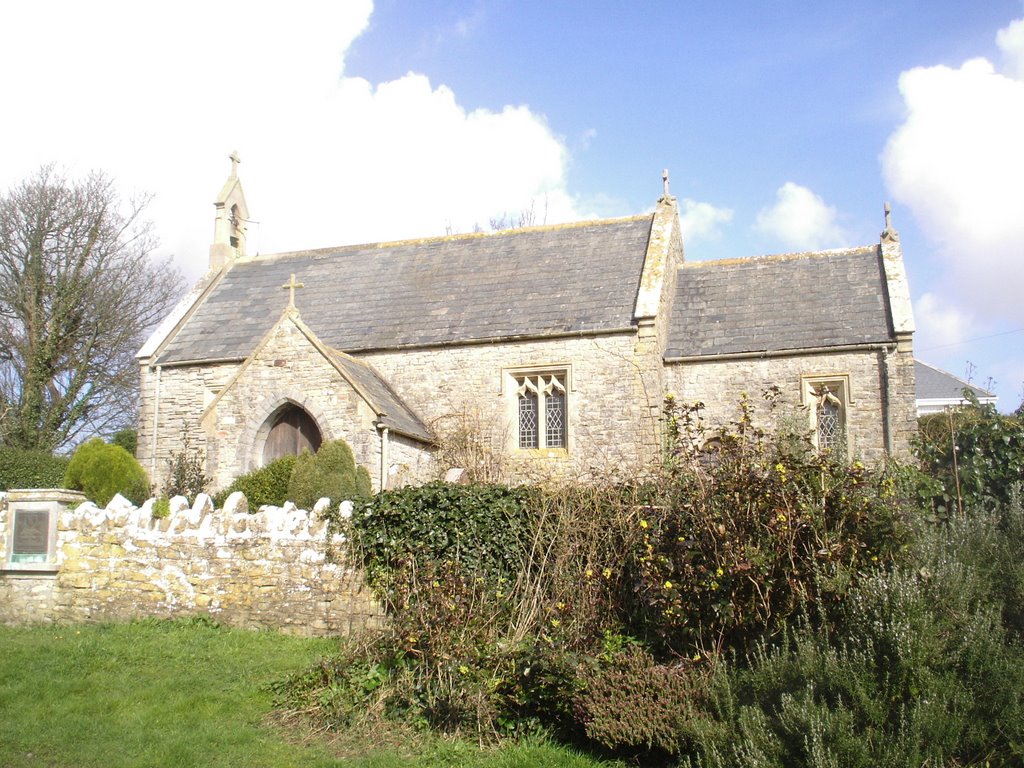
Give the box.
[156,325,639,367]
[664,340,897,364]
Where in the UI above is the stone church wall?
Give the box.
[201,320,384,492]
[137,361,239,492]
[664,347,916,461]
[0,490,382,636]
[361,330,665,481]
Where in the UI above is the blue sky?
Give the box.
[2,1,1023,408]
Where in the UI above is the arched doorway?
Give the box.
[262,404,323,464]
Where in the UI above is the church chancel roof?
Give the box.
[666,247,897,359]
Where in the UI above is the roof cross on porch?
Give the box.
[282,273,304,309]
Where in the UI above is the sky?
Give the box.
[2,1,1023,410]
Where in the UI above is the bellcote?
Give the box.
[209,151,250,272]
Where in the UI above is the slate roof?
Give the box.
[327,351,432,441]
[915,360,995,401]
[666,247,894,358]
[157,216,654,364]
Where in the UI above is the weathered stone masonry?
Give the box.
[0,489,383,636]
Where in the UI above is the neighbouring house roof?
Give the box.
[155,216,655,365]
[665,247,895,359]
[915,360,996,414]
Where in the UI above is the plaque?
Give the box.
[13,510,49,555]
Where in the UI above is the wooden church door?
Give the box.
[262,404,323,464]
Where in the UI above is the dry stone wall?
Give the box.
[0,489,383,636]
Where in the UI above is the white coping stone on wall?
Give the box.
[135,499,156,527]
[312,497,331,515]
[286,509,309,536]
[282,501,297,514]
[85,502,107,528]
[192,493,214,516]
[223,491,248,515]
[169,495,189,515]
[106,493,135,514]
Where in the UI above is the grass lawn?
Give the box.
[0,619,613,768]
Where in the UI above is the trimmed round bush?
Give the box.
[212,454,297,509]
[0,447,71,491]
[287,439,372,511]
[63,438,150,506]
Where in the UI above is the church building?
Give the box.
[136,159,916,493]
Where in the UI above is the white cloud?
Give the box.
[0,1,579,282]
[678,198,733,242]
[997,18,1024,79]
[754,182,846,250]
[882,17,1024,322]
[912,292,975,353]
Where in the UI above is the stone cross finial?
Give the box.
[282,273,304,309]
[662,169,670,199]
[881,201,899,242]
[229,150,241,178]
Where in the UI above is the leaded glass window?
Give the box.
[515,372,567,450]
[518,389,539,449]
[545,389,565,448]
[817,397,841,450]
[810,382,845,453]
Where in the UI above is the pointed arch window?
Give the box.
[802,375,850,454]
[515,372,567,450]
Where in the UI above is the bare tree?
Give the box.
[488,197,548,231]
[0,166,184,451]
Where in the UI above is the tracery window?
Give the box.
[515,372,567,450]
[803,376,849,454]
[814,385,844,452]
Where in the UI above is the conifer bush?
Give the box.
[286,439,371,511]
[63,437,150,506]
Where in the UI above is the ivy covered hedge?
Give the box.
[0,447,70,491]
[346,482,536,593]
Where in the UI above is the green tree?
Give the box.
[0,166,183,450]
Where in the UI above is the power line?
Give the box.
[918,326,1024,352]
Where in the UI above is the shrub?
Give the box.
[152,496,171,519]
[213,454,297,509]
[287,439,372,511]
[63,438,150,506]
[0,447,70,490]
[573,645,696,756]
[630,392,913,658]
[164,433,209,499]
[669,496,1024,768]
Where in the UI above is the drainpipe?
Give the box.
[151,365,162,478]
[881,347,895,455]
[379,425,390,492]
